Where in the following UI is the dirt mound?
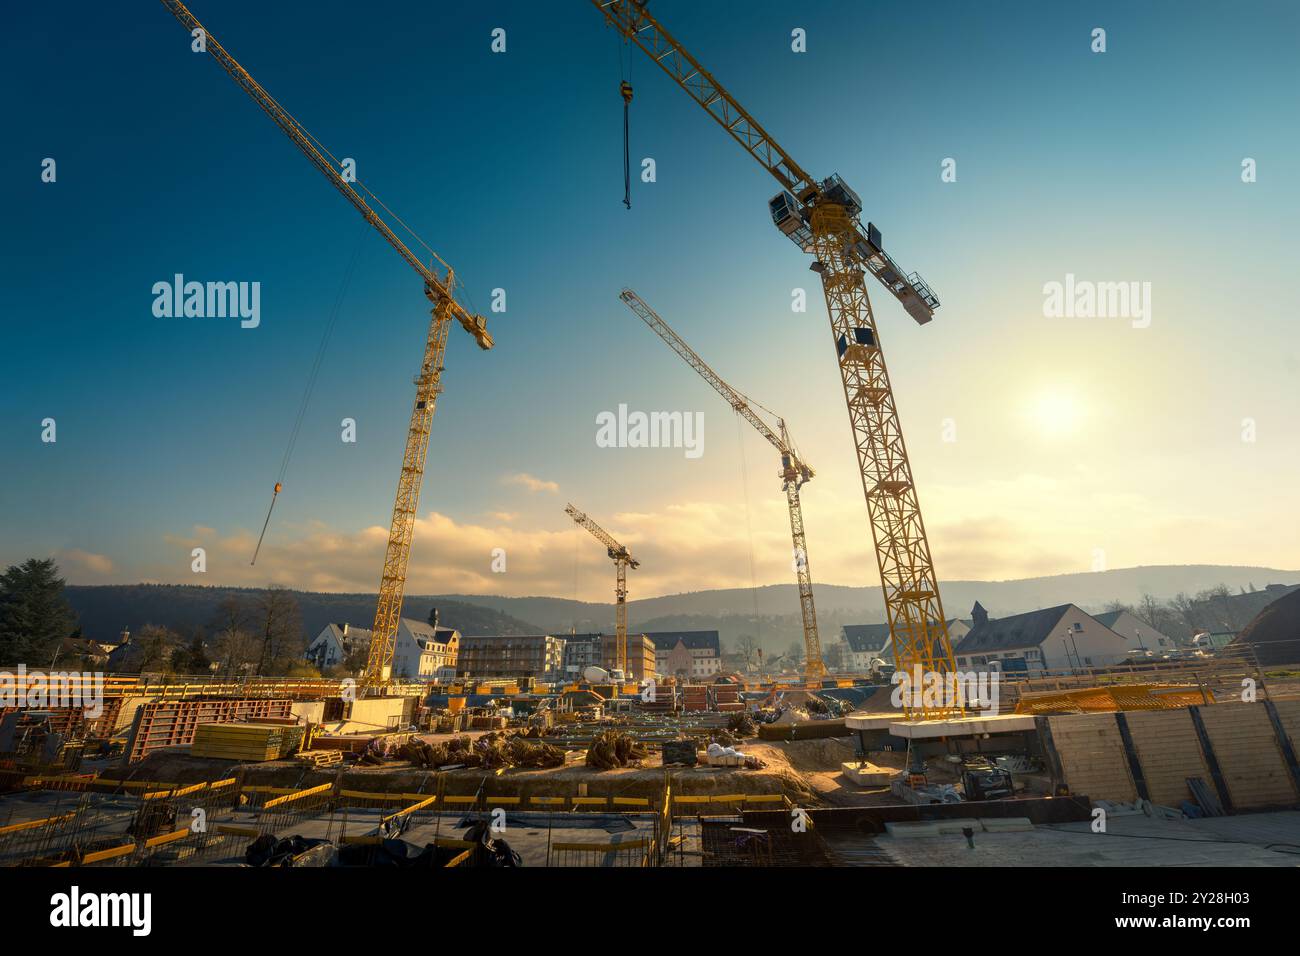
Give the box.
[757,738,858,773]
[1233,588,1300,666]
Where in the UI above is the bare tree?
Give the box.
[735,633,759,668]
[253,587,304,675]
[1167,592,1198,640]
[1205,584,1244,633]
[130,624,181,673]
[211,596,256,676]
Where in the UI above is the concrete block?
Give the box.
[841,761,895,787]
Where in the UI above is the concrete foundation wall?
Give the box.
[1047,713,1137,803]
[1124,710,1210,808]
[1199,703,1296,809]
[1046,702,1300,811]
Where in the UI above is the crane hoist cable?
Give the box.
[734,409,763,651]
[251,224,365,565]
[621,79,633,209]
[617,28,634,209]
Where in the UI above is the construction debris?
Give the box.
[586,730,648,769]
[400,732,565,771]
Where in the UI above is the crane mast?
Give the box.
[159,1,493,690]
[565,504,639,676]
[618,289,824,680]
[593,1,958,716]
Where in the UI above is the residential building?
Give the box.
[602,633,656,682]
[306,622,372,672]
[392,617,460,681]
[456,634,567,682]
[1093,609,1176,655]
[646,631,722,680]
[306,617,459,681]
[954,602,1129,673]
[839,619,971,672]
[839,624,890,672]
[561,633,604,680]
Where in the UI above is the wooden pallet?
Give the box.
[294,749,343,768]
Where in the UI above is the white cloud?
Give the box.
[59,549,115,576]
[503,472,559,494]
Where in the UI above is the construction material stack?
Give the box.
[191,722,305,762]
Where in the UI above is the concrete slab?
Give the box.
[845,712,901,731]
[840,761,895,787]
[888,714,1037,739]
[871,810,1300,867]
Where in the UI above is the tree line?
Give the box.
[0,557,317,677]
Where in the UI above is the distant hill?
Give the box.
[65,585,541,645]
[65,565,1300,658]
[431,565,1300,655]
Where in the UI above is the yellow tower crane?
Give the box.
[618,289,825,682]
[159,1,493,691]
[565,504,639,677]
[592,1,958,717]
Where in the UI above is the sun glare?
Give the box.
[1028,388,1085,438]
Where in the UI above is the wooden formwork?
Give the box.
[124,698,294,762]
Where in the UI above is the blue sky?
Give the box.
[3,1,1298,599]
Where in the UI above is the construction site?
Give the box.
[4,2,1299,917]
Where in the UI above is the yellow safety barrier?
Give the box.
[144,828,191,849]
[0,812,77,836]
[382,794,438,823]
[81,843,136,865]
[217,824,261,837]
[263,782,333,810]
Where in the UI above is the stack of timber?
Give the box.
[683,685,710,712]
[190,722,305,761]
[714,685,744,712]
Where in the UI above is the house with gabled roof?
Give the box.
[1093,609,1176,655]
[646,631,721,680]
[307,616,459,681]
[953,602,1128,673]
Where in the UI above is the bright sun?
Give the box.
[1028,388,1085,437]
